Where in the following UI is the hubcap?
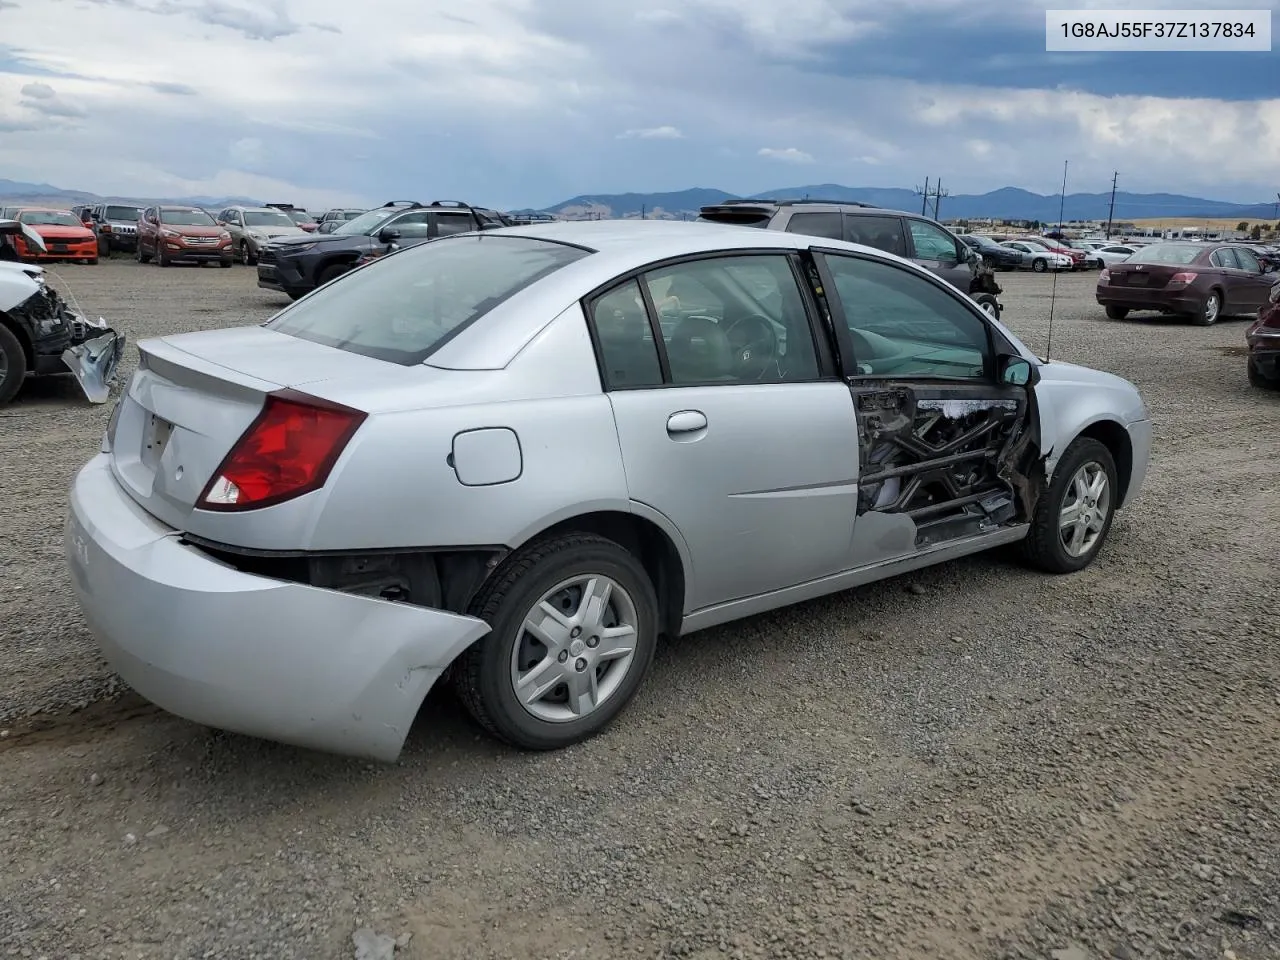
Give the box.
[1059,461,1111,558]
[510,575,639,723]
[1205,295,1219,323]
[980,300,998,319]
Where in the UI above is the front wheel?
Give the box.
[1105,305,1129,320]
[1032,258,1048,273]
[136,244,152,264]
[157,246,170,267]
[1021,437,1118,574]
[973,293,1000,320]
[239,242,256,266]
[454,533,660,750]
[0,323,27,406]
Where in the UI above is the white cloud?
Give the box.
[617,125,684,140]
[759,147,815,163]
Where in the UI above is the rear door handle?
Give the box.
[666,410,707,436]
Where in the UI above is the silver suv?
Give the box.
[698,199,987,305]
[214,205,306,265]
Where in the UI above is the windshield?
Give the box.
[285,210,313,224]
[160,208,217,226]
[265,235,592,365]
[332,209,396,235]
[18,210,81,227]
[1128,243,1200,265]
[243,210,296,228]
[105,205,141,221]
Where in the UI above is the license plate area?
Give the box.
[140,413,173,470]
[1126,273,1149,286]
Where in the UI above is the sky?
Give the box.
[0,0,1278,210]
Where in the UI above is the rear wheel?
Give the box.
[1190,289,1221,326]
[0,324,28,406]
[1105,305,1129,320]
[973,293,1000,320]
[1032,258,1048,273]
[1021,437,1118,574]
[454,532,660,750]
[1248,361,1280,389]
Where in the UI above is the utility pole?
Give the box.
[1104,171,1119,239]
[932,180,949,221]
[917,177,930,215]
[640,204,646,220]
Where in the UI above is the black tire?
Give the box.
[219,259,233,269]
[454,532,660,750]
[137,244,151,264]
[1105,305,1129,320]
[1248,361,1280,390]
[1021,437,1118,574]
[0,323,28,407]
[1032,258,1048,273]
[316,262,350,287]
[973,293,1000,320]
[240,242,256,266]
[286,290,307,302]
[1189,288,1222,326]
[157,246,170,267]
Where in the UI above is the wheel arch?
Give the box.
[1066,418,1134,508]
[511,508,689,640]
[0,310,34,367]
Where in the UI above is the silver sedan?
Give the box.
[65,220,1152,760]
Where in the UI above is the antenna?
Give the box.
[1045,159,1068,362]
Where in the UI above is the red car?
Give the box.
[1022,236,1091,270]
[10,208,98,264]
[1097,241,1276,326]
[1246,279,1280,389]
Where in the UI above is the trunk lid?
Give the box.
[1106,263,1187,290]
[109,326,415,530]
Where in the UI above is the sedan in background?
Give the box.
[1076,241,1138,266]
[1246,278,1280,388]
[1097,241,1277,325]
[10,208,99,264]
[1002,240,1072,273]
[65,220,1151,761]
[959,233,1023,270]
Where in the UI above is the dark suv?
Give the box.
[257,200,512,300]
[697,199,1000,314]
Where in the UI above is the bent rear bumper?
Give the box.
[65,454,492,761]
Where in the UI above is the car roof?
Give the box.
[423,219,939,371]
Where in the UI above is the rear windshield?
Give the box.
[1127,243,1200,265]
[265,235,592,365]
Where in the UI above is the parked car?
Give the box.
[8,208,99,264]
[0,220,124,406]
[136,205,233,267]
[315,208,367,233]
[1075,241,1137,266]
[266,203,319,233]
[1001,241,1072,273]
[1246,278,1280,388]
[65,219,1152,761]
[257,199,511,300]
[1021,237,1092,270]
[88,203,142,256]
[214,205,308,265]
[959,233,1024,270]
[1096,241,1277,325]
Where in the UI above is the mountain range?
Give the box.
[2,176,1278,223]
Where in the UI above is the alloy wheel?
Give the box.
[509,574,639,723]
[1203,293,1220,324]
[1059,461,1111,558]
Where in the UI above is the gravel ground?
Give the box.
[1,258,1277,960]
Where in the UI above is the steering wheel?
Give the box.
[724,313,779,380]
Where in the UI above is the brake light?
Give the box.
[198,390,366,511]
[1098,269,1110,285]
[1169,272,1197,286]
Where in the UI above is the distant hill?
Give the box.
[541,183,1280,222]
[0,178,262,210]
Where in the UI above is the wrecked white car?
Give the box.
[0,219,125,406]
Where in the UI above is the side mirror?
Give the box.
[378,226,401,243]
[998,354,1039,387]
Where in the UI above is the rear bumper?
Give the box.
[1247,331,1280,380]
[1096,287,1201,314]
[64,454,492,761]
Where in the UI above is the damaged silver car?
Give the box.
[65,220,1151,761]
[0,219,125,405]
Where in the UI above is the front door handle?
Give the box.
[666,410,707,437]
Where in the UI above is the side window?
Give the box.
[784,212,843,241]
[907,219,961,262]
[822,254,990,380]
[1210,248,1239,269]
[590,280,663,389]
[389,211,432,238]
[642,255,821,385]
[1234,247,1261,273]
[434,212,474,237]
[844,215,908,257]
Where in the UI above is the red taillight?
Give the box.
[1098,269,1110,285]
[1169,272,1197,286]
[197,389,366,512]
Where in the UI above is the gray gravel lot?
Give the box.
[1,258,1278,960]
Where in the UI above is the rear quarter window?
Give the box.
[264,235,591,365]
